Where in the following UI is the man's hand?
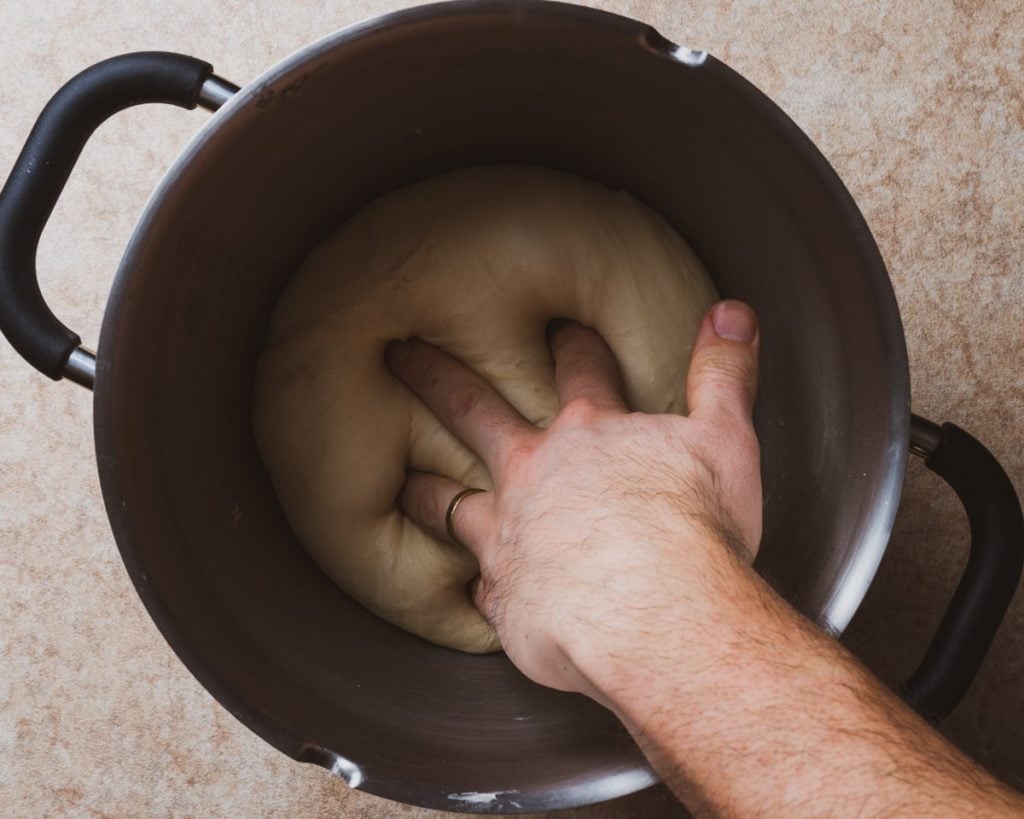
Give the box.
[385,300,761,698]
[385,299,1023,817]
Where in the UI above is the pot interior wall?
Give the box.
[94,4,908,810]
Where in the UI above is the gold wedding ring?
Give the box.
[445,487,486,549]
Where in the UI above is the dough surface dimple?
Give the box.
[253,165,718,653]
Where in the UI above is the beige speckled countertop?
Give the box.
[1,1,1022,816]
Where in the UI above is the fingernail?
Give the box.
[545,317,574,345]
[712,301,756,343]
[384,338,412,365]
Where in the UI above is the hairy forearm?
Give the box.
[574,544,1023,817]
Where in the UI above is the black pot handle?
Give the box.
[899,415,1024,721]
[0,52,238,387]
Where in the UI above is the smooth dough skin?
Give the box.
[253,166,718,653]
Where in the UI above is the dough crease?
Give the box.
[254,165,717,653]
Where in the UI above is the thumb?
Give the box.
[686,300,760,426]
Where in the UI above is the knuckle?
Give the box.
[408,348,437,384]
[558,396,600,426]
[503,438,537,474]
[423,364,441,391]
[445,382,486,420]
[695,347,756,387]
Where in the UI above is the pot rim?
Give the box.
[93,0,910,812]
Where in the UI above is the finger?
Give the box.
[547,318,628,418]
[686,300,760,427]
[398,470,493,558]
[385,338,536,473]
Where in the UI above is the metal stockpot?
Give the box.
[1,1,1021,813]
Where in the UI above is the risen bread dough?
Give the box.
[253,166,717,653]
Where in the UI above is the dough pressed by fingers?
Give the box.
[253,165,718,653]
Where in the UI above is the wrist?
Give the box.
[562,530,759,713]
